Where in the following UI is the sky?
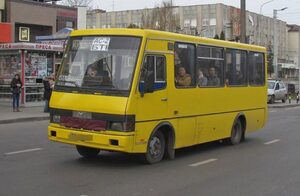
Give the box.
[91,0,300,25]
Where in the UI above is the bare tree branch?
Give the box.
[141,0,179,32]
[61,0,92,7]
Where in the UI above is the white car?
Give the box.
[267,80,287,104]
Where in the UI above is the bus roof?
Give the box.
[71,28,266,52]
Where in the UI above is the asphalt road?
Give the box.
[1,106,300,196]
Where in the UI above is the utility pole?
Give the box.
[298,28,300,92]
[240,0,246,43]
[273,7,288,80]
[273,9,278,80]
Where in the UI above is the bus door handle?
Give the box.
[161,98,168,101]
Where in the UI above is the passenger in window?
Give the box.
[99,70,111,85]
[236,71,244,84]
[196,68,207,86]
[207,67,220,86]
[175,66,191,86]
[86,66,98,77]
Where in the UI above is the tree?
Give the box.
[220,31,225,40]
[214,34,220,39]
[141,0,179,32]
[127,24,140,28]
[61,0,92,7]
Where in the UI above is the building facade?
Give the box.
[4,0,77,43]
[88,3,288,61]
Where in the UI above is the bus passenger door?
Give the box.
[136,55,168,122]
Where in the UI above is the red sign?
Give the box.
[0,23,13,43]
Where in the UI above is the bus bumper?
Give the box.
[48,125,135,153]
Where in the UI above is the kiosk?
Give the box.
[0,43,63,106]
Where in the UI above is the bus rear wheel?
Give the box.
[76,145,100,158]
[141,131,165,164]
[225,119,243,145]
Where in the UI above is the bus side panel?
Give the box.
[244,109,266,133]
[175,118,197,148]
[196,113,233,144]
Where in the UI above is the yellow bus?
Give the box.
[48,29,267,164]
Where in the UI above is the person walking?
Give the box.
[43,74,55,112]
[10,74,23,112]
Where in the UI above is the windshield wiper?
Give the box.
[57,80,80,87]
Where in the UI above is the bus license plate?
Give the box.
[69,133,93,141]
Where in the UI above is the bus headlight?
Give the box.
[110,122,123,131]
[110,121,135,132]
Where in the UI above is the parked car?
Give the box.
[267,80,287,103]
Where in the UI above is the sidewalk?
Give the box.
[268,99,300,108]
[0,99,299,125]
[0,104,49,124]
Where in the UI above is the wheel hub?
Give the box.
[149,136,161,157]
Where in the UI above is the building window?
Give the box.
[66,21,73,28]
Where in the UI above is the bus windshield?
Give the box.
[56,36,141,96]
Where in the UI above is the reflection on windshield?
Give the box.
[268,82,275,89]
[56,36,141,95]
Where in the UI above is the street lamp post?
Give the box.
[259,0,275,45]
[273,7,288,80]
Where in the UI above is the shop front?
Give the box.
[0,43,63,106]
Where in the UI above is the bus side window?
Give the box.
[139,55,166,92]
[174,43,196,88]
[197,45,224,87]
[249,52,265,86]
[225,49,247,86]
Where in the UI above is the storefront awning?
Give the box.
[0,42,64,52]
[36,27,73,42]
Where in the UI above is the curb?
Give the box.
[268,104,300,109]
[0,116,49,125]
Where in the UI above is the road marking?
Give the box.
[4,148,43,155]
[264,139,280,145]
[285,106,300,110]
[189,158,218,167]
[269,110,275,113]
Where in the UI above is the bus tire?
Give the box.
[140,131,165,164]
[225,119,243,145]
[76,145,100,158]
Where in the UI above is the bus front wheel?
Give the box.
[141,131,165,164]
[225,119,243,145]
[76,145,100,158]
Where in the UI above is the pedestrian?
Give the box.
[297,91,299,104]
[43,73,55,112]
[288,93,292,104]
[10,73,23,112]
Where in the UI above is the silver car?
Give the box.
[267,80,287,104]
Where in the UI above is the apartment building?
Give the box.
[87,3,288,62]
